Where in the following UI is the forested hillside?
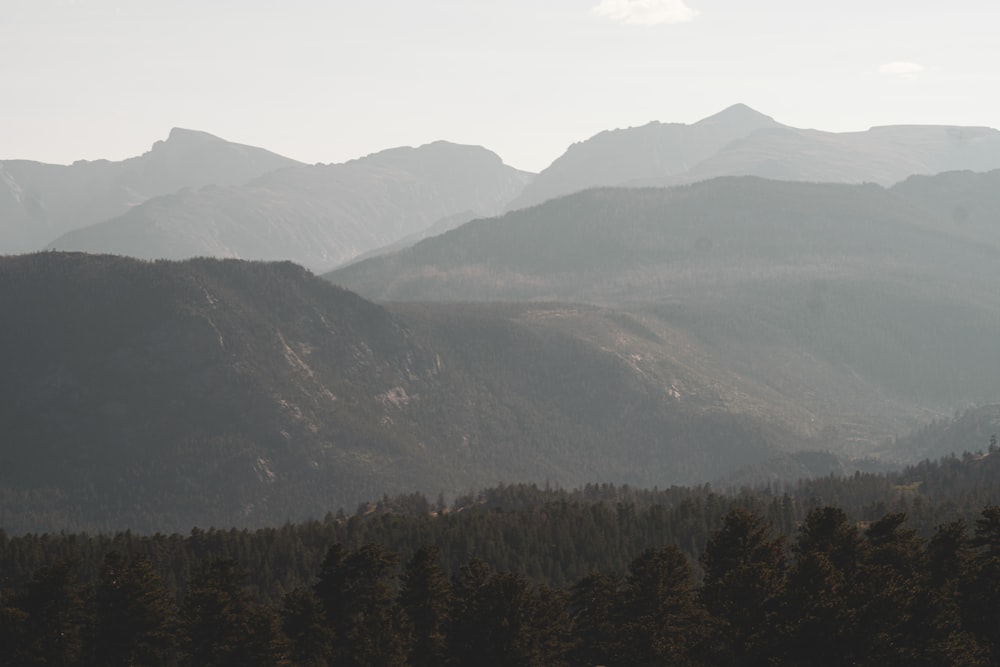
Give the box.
[328,175,1000,433]
[330,175,994,303]
[889,169,1000,248]
[4,246,995,534]
[1,253,805,534]
[1,253,442,532]
[4,445,1000,665]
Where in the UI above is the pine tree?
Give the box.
[313,544,408,667]
[853,513,926,665]
[0,597,30,666]
[91,551,178,666]
[962,506,1000,662]
[448,558,569,667]
[778,506,863,666]
[180,557,286,666]
[568,572,620,667]
[617,545,707,666]
[699,508,785,666]
[448,558,496,666]
[924,520,989,664]
[281,587,333,667]
[399,545,452,667]
[11,558,89,667]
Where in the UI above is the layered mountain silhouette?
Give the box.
[328,173,1000,433]
[506,103,783,209]
[12,104,1000,271]
[8,109,1000,534]
[330,173,999,301]
[0,128,302,253]
[507,104,1000,210]
[663,123,1000,187]
[47,141,531,270]
[888,169,1000,247]
[1,252,796,532]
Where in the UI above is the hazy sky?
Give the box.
[3,0,998,172]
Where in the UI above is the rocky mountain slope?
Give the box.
[0,252,796,533]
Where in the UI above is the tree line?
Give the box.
[7,503,1000,665]
[4,445,1000,665]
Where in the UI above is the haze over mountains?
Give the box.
[506,103,1000,210]
[330,172,1000,303]
[0,128,302,254]
[0,253,793,532]
[4,104,1000,533]
[48,141,531,270]
[505,103,784,210]
[5,103,1000,270]
[328,173,1000,437]
[666,123,1000,188]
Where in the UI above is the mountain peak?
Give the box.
[353,140,510,172]
[145,128,228,158]
[167,127,222,141]
[157,127,226,148]
[695,103,779,127]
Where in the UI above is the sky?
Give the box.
[3,0,999,173]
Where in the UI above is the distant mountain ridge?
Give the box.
[327,172,1000,438]
[329,174,999,301]
[9,110,1000,535]
[0,128,302,253]
[660,123,1000,187]
[47,141,532,270]
[506,103,783,210]
[10,105,1000,268]
[508,104,1000,210]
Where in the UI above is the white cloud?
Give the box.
[879,61,924,76]
[592,0,699,26]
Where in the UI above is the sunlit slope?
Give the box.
[0,253,793,533]
[328,175,1000,433]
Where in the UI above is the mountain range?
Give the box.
[0,128,302,254]
[661,123,1000,188]
[330,172,1000,301]
[46,141,531,270]
[328,172,1000,440]
[6,104,1000,270]
[5,106,1000,534]
[505,103,783,210]
[4,246,997,534]
[506,103,1000,210]
[1,252,805,533]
